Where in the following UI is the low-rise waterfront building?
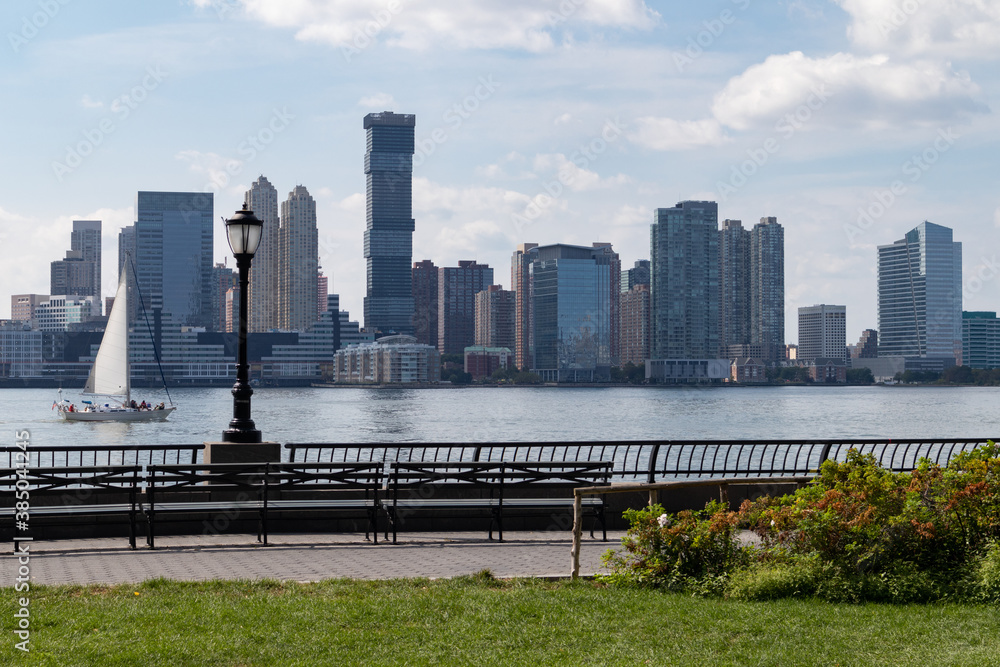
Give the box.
[334,334,440,384]
[730,357,766,383]
[0,321,44,378]
[962,311,1000,369]
[464,345,512,381]
[645,358,730,384]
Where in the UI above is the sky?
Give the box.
[1,0,998,343]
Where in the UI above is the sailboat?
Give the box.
[56,259,176,422]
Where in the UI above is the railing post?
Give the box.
[571,491,583,580]
[647,443,660,484]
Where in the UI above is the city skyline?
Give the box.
[1,1,998,344]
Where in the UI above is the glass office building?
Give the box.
[134,191,214,329]
[363,111,416,336]
[528,243,620,382]
[877,221,962,361]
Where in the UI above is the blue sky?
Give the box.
[1,0,997,343]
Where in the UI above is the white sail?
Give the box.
[83,268,130,400]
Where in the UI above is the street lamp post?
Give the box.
[222,204,263,444]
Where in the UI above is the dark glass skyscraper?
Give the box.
[363,111,416,336]
[135,191,214,329]
[650,201,719,359]
[528,243,620,382]
[877,221,962,360]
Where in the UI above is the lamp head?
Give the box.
[225,204,263,257]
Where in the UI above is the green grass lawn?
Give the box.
[4,575,1000,666]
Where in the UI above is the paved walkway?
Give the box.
[4,532,625,586]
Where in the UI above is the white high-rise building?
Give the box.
[245,175,280,332]
[798,304,846,361]
[278,185,318,331]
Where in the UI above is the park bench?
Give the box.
[262,462,383,543]
[144,462,383,548]
[1,465,141,551]
[384,460,612,544]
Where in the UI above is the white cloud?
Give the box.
[358,93,397,109]
[337,193,365,212]
[834,0,1000,59]
[628,117,729,151]
[175,150,245,194]
[711,51,986,131]
[554,113,574,125]
[80,94,104,109]
[240,0,658,52]
[533,153,629,191]
[611,204,649,227]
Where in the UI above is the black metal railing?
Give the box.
[4,439,994,481]
[284,438,997,482]
[0,444,204,468]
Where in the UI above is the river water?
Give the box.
[3,385,998,448]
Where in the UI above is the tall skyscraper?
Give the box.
[278,185,319,331]
[51,220,102,308]
[620,283,651,365]
[438,261,493,355]
[854,329,878,358]
[135,191,214,328]
[411,259,438,347]
[650,201,719,359]
[718,219,750,354]
[877,221,962,361]
[475,285,515,350]
[211,262,237,333]
[71,220,101,300]
[245,175,280,332]
[363,111,416,336]
[512,243,538,371]
[528,243,620,382]
[117,224,137,323]
[317,270,328,320]
[798,304,847,361]
[751,216,784,361]
[621,259,650,292]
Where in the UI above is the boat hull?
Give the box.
[58,407,176,422]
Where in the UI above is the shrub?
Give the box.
[603,443,1000,603]
[601,501,749,592]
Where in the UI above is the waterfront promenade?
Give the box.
[4,532,622,586]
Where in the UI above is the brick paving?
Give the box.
[4,532,624,586]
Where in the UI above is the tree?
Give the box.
[846,368,874,385]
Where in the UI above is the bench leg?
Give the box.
[368,506,378,545]
[129,510,136,550]
[145,511,155,549]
